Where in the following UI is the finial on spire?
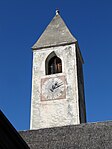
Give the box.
[56,9,59,15]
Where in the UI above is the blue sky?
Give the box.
[0,0,112,130]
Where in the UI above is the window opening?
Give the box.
[48,56,62,75]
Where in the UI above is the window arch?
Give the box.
[45,52,62,75]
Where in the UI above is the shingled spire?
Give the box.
[32,11,77,49]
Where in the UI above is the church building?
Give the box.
[1,10,112,149]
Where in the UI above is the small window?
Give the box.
[45,52,62,75]
[48,56,62,74]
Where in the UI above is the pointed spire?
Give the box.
[32,11,77,49]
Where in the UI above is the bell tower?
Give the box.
[30,11,86,129]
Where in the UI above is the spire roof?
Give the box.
[32,12,77,49]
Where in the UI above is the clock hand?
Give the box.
[54,83,63,89]
[58,82,63,86]
[50,88,53,92]
[53,82,63,90]
[52,84,56,90]
[50,82,63,92]
[50,84,56,92]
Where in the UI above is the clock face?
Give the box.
[41,76,66,101]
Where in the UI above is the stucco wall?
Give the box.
[30,43,80,129]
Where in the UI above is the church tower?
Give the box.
[30,10,86,129]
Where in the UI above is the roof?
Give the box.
[19,121,112,149]
[32,12,77,50]
[0,110,30,149]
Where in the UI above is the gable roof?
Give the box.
[32,13,77,50]
[19,121,112,149]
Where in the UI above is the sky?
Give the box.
[0,0,112,131]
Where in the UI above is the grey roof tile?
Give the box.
[32,14,77,49]
[19,121,112,149]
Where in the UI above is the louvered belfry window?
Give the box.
[48,56,62,75]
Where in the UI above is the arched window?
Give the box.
[48,56,62,74]
[45,52,62,75]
